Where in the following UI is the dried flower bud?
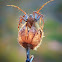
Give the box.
[18,26,44,50]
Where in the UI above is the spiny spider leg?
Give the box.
[39,17,42,29]
[34,17,44,32]
[41,17,44,30]
[33,11,38,20]
[7,5,26,15]
[39,17,44,32]
[18,15,28,31]
[18,16,25,31]
[33,11,43,21]
[18,19,23,31]
[19,22,27,32]
[37,0,54,13]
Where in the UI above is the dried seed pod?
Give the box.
[18,26,43,50]
[27,27,36,43]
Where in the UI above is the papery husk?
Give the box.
[18,26,44,50]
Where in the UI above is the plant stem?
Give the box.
[26,45,34,62]
[26,46,30,62]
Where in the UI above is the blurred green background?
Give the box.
[0,0,62,62]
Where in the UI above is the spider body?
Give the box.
[19,13,43,28]
[7,0,54,31]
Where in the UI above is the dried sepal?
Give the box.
[27,27,36,43]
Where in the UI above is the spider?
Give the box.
[7,0,54,32]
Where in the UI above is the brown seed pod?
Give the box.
[18,26,44,50]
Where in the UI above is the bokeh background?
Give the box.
[0,0,62,62]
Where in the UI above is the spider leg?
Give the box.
[33,11,43,21]
[39,17,42,29]
[18,16,27,31]
[37,0,54,13]
[41,17,44,30]
[39,17,44,32]
[18,19,23,31]
[21,22,27,30]
[33,11,38,20]
[35,17,44,32]
[37,13,43,21]
[7,5,26,15]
